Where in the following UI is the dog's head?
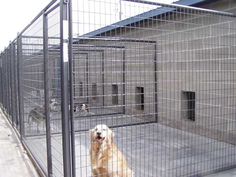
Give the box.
[49,98,59,112]
[81,104,89,112]
[90,124,114,146]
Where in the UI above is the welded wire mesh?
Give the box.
[47,4,64,177]
[21,15,49,173]
[71,0,236,177]
[0,1,236,177]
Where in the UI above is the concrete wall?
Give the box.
[72,0,236,143]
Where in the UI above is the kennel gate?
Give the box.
[0,0,236,177]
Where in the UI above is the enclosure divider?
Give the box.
[2,52,6,111]
[10,43,15,125]
[122,50,126,114]
[68,0,76,175]
[12,43,17,127]
[6,48,10,118]
[102,51,105,106]
[60,0,72,177]
[1,52,5,111]
[0,66,2,107]
[43,12,53,177]
[86,54,89,103]
[13,42,19,128]
[154,43,158,122]
[5,50,8,114]
[6,46,10,121]
[17,34,24,140]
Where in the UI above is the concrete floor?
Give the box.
[1,107,236,177]
[0,109,38,177]
[206,168,236,177]
[25,121,236,177]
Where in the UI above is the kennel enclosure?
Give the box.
[0,0,236,177]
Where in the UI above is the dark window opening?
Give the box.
[79,82,83,96]
[92,83,97,100]
[135,87,144,110]
[182,91,195,121]
[112,84,118,105]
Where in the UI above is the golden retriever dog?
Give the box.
[90,124,134,177]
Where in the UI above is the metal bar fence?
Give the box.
[0,0,236,177]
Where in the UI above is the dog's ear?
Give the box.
[106,129,115,146]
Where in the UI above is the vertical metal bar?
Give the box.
[10,43,15,125]
[5,48,10,116]
[86,54,89,103]
[68,0,76,175]
[2,52,4,109]
[4,50,7,113]
[60,0,72,177]
[17,35,25,140]
[102,51,105,106]
[13,43,19,128]
[154,43,158,122]
[12,43,17,126]
[122,50,126,114]
[0,56,2,107]
[8,47,11,118]
[43,13,53,177]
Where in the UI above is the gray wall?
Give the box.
[72,0,236,143]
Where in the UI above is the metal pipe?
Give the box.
[102,51,105,106]
[17,0,58,38]
[154,43,158,122]
[43,13,53,177]
[68,0,76,176]
[122,0,236,17]
[10,43,15,125]
[17,35,25,140]
[60,0,72,176]
[13,43,19,128]
[122,50,126,114]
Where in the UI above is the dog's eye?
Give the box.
[95,128,98,131]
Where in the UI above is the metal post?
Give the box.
[68,0,76,175]
[4,51,7,113]
[8,47,12,118]
[60,0,72,177]
[17,35,25,139]
[43,13,53,177]
[10,43,15,125]
[122,50,126,114]
[13,43,19,128]
[5,48,10,116]
[86,55,89,103]
[2,52,5,111]
[102,51,105,106]
[0,56,2,107]
[154,43,158,122]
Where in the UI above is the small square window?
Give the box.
[92,83,97,100]
[112,84,118,105]
[79,82,83,96]
[182,91,195,121]
[135,87,144,110]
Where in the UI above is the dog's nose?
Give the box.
[97,132,101,136]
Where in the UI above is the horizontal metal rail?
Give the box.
[16,0,58,38]
[123,0,236,17]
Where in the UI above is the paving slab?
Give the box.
[0,109,39,177]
